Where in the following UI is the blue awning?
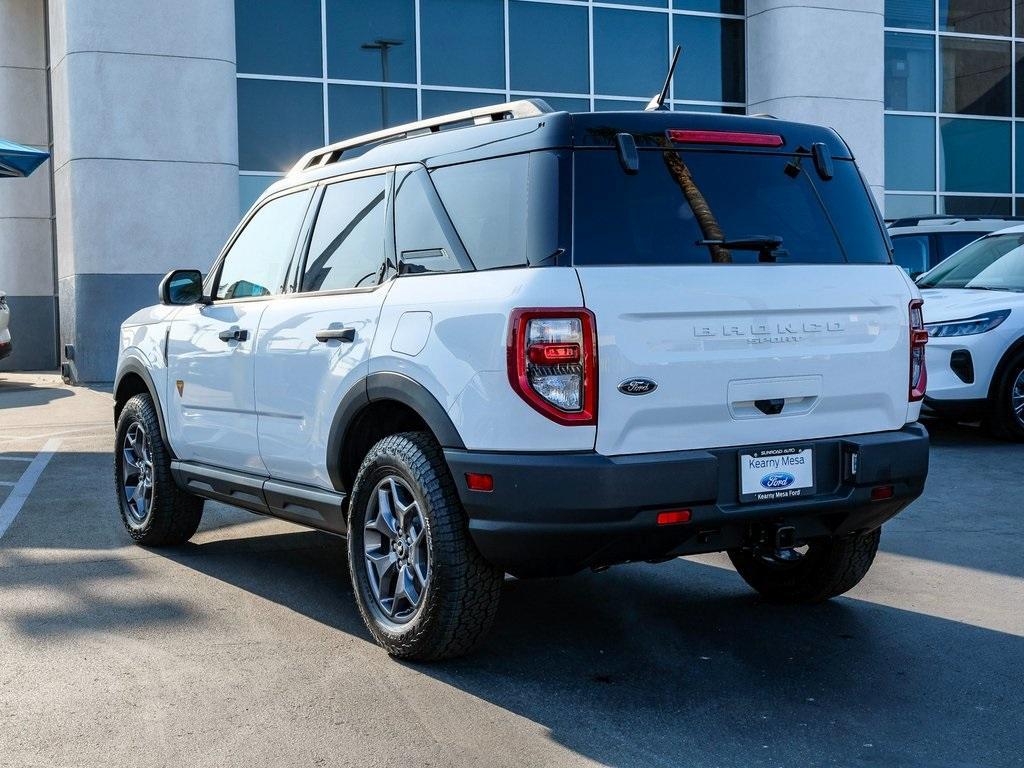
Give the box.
[0,138,49,178]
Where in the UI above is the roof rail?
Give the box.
[289,98,554,175]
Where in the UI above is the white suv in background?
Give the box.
[887,215,1023,277]
[112,102,930,660]
[917,225,1024,439]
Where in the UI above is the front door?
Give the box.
[164,187,313,473]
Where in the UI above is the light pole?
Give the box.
[361,38,403,127]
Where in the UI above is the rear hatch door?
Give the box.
[571,122,914,455]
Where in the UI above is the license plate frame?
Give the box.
[738,445,815,503]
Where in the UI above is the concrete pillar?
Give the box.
[746,0,885,203]
[48,0,239,382]
[0,0,57,372]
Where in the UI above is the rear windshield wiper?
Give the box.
[698,235,786,262]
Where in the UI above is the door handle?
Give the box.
[218,328,249,343]
[315,327,356,343]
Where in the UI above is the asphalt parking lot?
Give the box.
[0,373,1021,768]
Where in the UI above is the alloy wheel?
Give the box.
[363,476,430,623]
[121,421,154,528]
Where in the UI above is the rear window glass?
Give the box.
[572,149,890,266]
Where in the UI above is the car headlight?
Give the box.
[926,309,1010,337]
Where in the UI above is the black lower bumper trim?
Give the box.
[445,424,929,576]
[922,396,987,420]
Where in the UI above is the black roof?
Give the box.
[267,102,855,201]
[570,111,853,158]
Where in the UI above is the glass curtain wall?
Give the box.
[235,0,746,213]
[885,0,1024,218]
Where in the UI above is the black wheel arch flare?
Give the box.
[327,372,466,493]
[113,356,176,458]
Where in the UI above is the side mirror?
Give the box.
[159,269,207,306]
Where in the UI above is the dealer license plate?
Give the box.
[738,446,815,503]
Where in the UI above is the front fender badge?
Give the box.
[176,379,184,397]
[618,378,657,396]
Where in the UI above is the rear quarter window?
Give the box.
[430,152,562,270]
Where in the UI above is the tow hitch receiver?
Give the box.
[775,525,797,549]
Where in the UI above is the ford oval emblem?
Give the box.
[760,472,795,490]
[618,378,657,396]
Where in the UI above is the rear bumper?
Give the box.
[445,424,929,576]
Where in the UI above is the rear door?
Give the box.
[165,188,313,473]
[255,171,393,491]
[572,144,915,456]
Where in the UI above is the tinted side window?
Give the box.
[891,234,931,275]
[938,232,984,261]
[216,189,311,300]
[430,155,531,270]
[394,165,468,274]
[302,175,388,292]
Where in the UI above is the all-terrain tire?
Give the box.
[113,393,203,546]
[984,350,1024,442]
[728,528,881,604]
[347,431,503,661]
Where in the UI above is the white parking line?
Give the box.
[0,438,61,540]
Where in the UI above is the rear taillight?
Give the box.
[507,308,597,425]
[910,299,927,402]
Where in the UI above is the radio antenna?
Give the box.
[645,45,681,112]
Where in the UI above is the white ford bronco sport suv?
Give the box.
[113,101,930,660]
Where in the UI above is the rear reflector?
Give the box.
[465,473,494,492]
[667,129,784,147]
[871,485,895,501]
[656,509,692,526]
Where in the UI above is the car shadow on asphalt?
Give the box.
[0,377,73,409]
[147,525,1023,768]
[921,415,1013,447]
[3,441,1022,766]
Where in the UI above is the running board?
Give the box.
[170,461,347,535]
